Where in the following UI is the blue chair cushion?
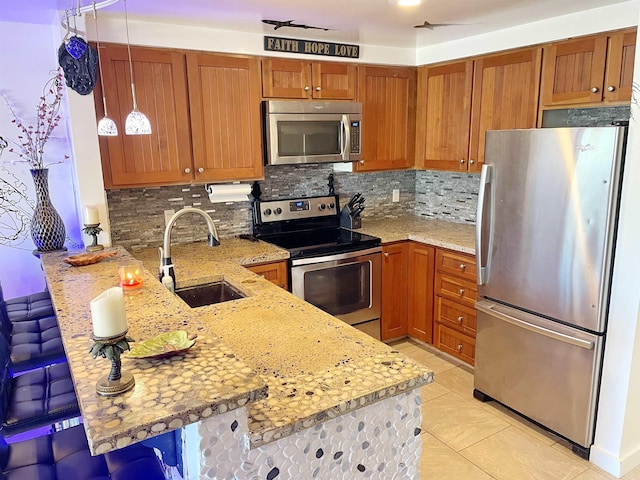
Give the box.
[1,424,166,480]
[4,291,55,324]
[3,363,79,436]
[8,316,66,373]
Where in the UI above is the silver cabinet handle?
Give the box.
[304,86,310,91]
[591,86,600,93]
[197,167,204,173]
[607,85,616,92]
[457,316,464,324]
[456,344,463,352]
[459,159,465,164]
[315,86,321,91]
[458,288,465,295]
[469,160,475,165]
[360,159,365,165]
[459,263,466,270]
[184,167,191,174]
[384,252,389,258]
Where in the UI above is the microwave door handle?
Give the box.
[342,115,351,161]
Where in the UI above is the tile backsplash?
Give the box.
[106,166,477,251]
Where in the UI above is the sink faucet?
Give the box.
[159,207,220,292]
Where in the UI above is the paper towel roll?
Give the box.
[205,183,251,203]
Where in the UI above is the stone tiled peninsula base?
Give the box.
[182,389,422,480]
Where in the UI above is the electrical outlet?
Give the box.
[392,189,400,202]
[164,209,175,226]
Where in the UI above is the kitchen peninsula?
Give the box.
[40,238,432,479]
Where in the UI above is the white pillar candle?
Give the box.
[84,206,100,225]
[90,287,127,338]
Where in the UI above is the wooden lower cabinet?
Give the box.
[381,242,409,340]
[434,324,476,366]
[408,243,435,343]
[245,260,289,290]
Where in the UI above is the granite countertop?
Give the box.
[358,215,476,254]
[41,237,433,454]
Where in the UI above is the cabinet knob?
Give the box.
[315,86,321,92]
[384,252,389,258]
[457,316,464,324]
[469,160,475,165]
[459,263,466,270]
[459,159,465,164]
[304,86,310,91]
[458,288,465,296]
[591,86,600,93]
[456,344,463,352]
[607,85,616,92]
[197,167,204,173]
[184,167,191,174]
[360,159,365,165]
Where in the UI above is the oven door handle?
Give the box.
[290,247,382,266]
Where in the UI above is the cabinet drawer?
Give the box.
[435,324,475,365]
[436,249,477,282]
[435,272,477,308]
[435,296,477,336]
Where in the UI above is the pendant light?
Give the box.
[93,2,118,136]
[388,0,421,5]
[123,0,151,135]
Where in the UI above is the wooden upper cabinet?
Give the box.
[186,53,263,182]
[97,45,192,188]
[415,60,473,171]
[262,58,356,99]
[541,29,636,106]
[470,47,542,167]
[357,65,416,172]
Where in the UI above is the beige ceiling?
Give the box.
[4,0,633,48]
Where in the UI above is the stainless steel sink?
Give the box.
[175,281,245,308]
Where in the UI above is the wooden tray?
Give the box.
[64,250,117,266]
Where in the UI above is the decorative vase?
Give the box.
[30,168,66,251]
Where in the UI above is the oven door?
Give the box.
[290,247,381,327]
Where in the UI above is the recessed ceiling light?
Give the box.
[389,0,422,6]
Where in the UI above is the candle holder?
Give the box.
[89,331,135,396]
[83,223,104,252]
[118,261,144,290]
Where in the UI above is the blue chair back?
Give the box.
[0,336,12,427]
[0,283,12,336]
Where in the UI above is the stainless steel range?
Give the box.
[253,195,382,339]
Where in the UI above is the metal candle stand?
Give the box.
[83,223,104,252]
[89,331,135,396]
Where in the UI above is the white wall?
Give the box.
[0,20,83,298]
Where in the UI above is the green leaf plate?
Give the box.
[128,330,196,359]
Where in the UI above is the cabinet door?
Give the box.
[312,62,357,99]
[357,66,416,172]
[246,261,289,289]
[187,53,264,182]
[541,35,607,106]
[416,61,473,171]
[604,29,637,102]
[407,243,435,343]
[262,58,312,98]
[98,45,192,188]
[381,242,409,340]
[470,48,542,168]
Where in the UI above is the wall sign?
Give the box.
[264,36,360,59]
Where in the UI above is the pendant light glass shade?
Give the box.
[123,0,151,135]
[93,2,118,136]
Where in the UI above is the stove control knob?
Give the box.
[319,203,326,210]
[263,208,272,216]
[274,208,283,215]
[329,202,335,209]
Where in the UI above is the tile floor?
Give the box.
[390,339,640,480]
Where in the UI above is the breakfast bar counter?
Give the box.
[41,238,433,479]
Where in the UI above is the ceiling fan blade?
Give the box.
[413,20,463,29]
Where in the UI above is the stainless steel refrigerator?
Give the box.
[474,126,627,458]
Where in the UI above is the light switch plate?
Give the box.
[392,189,400,202]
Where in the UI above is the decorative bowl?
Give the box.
[64,250,117,266]
[127,330,197,359]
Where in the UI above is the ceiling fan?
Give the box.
[413,20,463,29]
[262,19,330,31]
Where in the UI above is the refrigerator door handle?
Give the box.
[476,164,493,285]
[475,300,595,350]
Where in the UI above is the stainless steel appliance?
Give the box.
[253,195,382,339]
[263,100,362,165]
[474,126,627,458]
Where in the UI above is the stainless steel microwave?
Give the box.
[263,100,362,165]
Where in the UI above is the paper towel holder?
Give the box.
[204,182,252,203]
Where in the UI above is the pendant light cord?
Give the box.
[123,0,138,110]
[92,2,109,116]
